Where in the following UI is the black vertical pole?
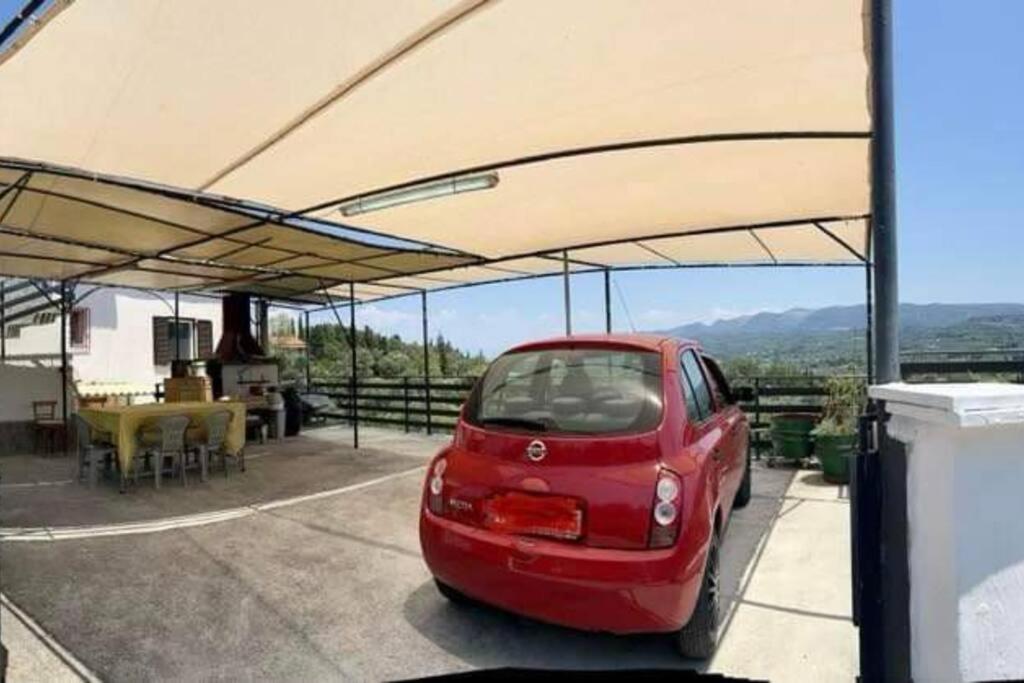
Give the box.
[174,292,180,362]
[403,377,410,433]
[753,377,761,460]
[304,310,312,390]
[872,0,899,384]
[859,2,910,681]
[258,298,270,353]
[865,262,874,384]
[1,278,6,362]
[603,268,612,333]
[422,290,432,435]
[562,250,572,335]
[349,283,358,449]
[59,281,69,450]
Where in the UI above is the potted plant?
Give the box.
[812,377,866,483]
[770,412,818,463]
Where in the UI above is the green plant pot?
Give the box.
[770,413,817,461]
[815,433,856,484]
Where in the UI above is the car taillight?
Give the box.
[427,457,447,515]
[649,469,682,548]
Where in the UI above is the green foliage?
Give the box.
[702,315,1024,378]
[813,376,867,436]
[719,356,807,380]
[275,322,489,385]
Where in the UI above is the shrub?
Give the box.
[812,376,866,437]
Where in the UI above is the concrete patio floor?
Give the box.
[1,426,856,681]
[0,425,447,531]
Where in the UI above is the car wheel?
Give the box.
[434,579,472,605]
[676,530,721,659]
[733,448,752,509]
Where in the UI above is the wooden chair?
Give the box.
[137,415,191,489]
[73,414,115,488]
[32,400,65,455]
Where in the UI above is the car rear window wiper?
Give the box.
[479,416,549,432]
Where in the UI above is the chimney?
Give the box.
[215,293,267,362]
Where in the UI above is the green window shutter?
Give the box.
[153,317,171,365]
[196,320,214,359]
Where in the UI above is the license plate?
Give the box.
[483,491,583,540]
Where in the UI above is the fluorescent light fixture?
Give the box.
[338,172,499,217]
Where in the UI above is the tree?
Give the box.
[436,332,450,375]
[300,322,489,381]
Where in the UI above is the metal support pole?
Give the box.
[173,292,180,362]
[857,3,910,681]
[59,280,69,452]
[753,377,762,460]
[304,310,311,390]
[603,268,612,333]
[349,283,358,449]
[1,278,6,362]
[258,298,270,353]
[865,262,874,384]
[562,250,572,335]
[421,290,432,435]
[403,377,410,433]
[871,0,899,384]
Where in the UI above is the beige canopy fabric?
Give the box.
[0,0,873,303]
[0,162,475,301]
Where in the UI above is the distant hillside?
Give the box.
[660,303,1024,374]
[666,303,1024,338]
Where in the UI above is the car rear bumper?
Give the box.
[419,509,706,634]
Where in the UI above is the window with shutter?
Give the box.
[70,308,90,349]
[153,317,171,365]
[196,320,214,359]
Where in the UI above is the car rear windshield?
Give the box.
[465,346,664,435]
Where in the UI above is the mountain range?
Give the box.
[664,303,1024,338]
[659,303,1024,373]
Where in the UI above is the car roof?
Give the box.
[506,333,700,354]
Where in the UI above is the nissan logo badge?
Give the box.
[525,440,547,462]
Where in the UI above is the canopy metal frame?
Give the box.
[0,158,481,304]
[294,131,871,219]
[0,0,904,677]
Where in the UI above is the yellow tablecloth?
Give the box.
[79,401,246,473]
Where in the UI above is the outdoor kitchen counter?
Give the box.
[79,401,247,475]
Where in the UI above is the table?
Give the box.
[79,401,246,480]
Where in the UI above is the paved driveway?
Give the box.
[1,429,814,681]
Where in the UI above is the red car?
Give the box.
[419,334,751,658]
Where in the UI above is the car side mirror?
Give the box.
[732,386,755,403]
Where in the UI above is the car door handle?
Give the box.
[712,448,723,461]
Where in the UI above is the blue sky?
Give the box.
[3,1,1021,355]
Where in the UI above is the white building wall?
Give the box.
[4,288,221,389]
[872,383,1024,683]
[0,365,67,422]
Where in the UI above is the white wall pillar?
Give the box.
[870,383,1024,683]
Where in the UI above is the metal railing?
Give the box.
[305,356,1021,442]
[900,349,1024,383]
[307,374,849,444]
[733,376,861,457]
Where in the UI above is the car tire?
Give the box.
[434,579,472,605]
[676,530,721,659]
[733,448,752,509]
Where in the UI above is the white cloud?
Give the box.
[353,305,419,336]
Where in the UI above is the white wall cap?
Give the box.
[869,383,1024,428]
